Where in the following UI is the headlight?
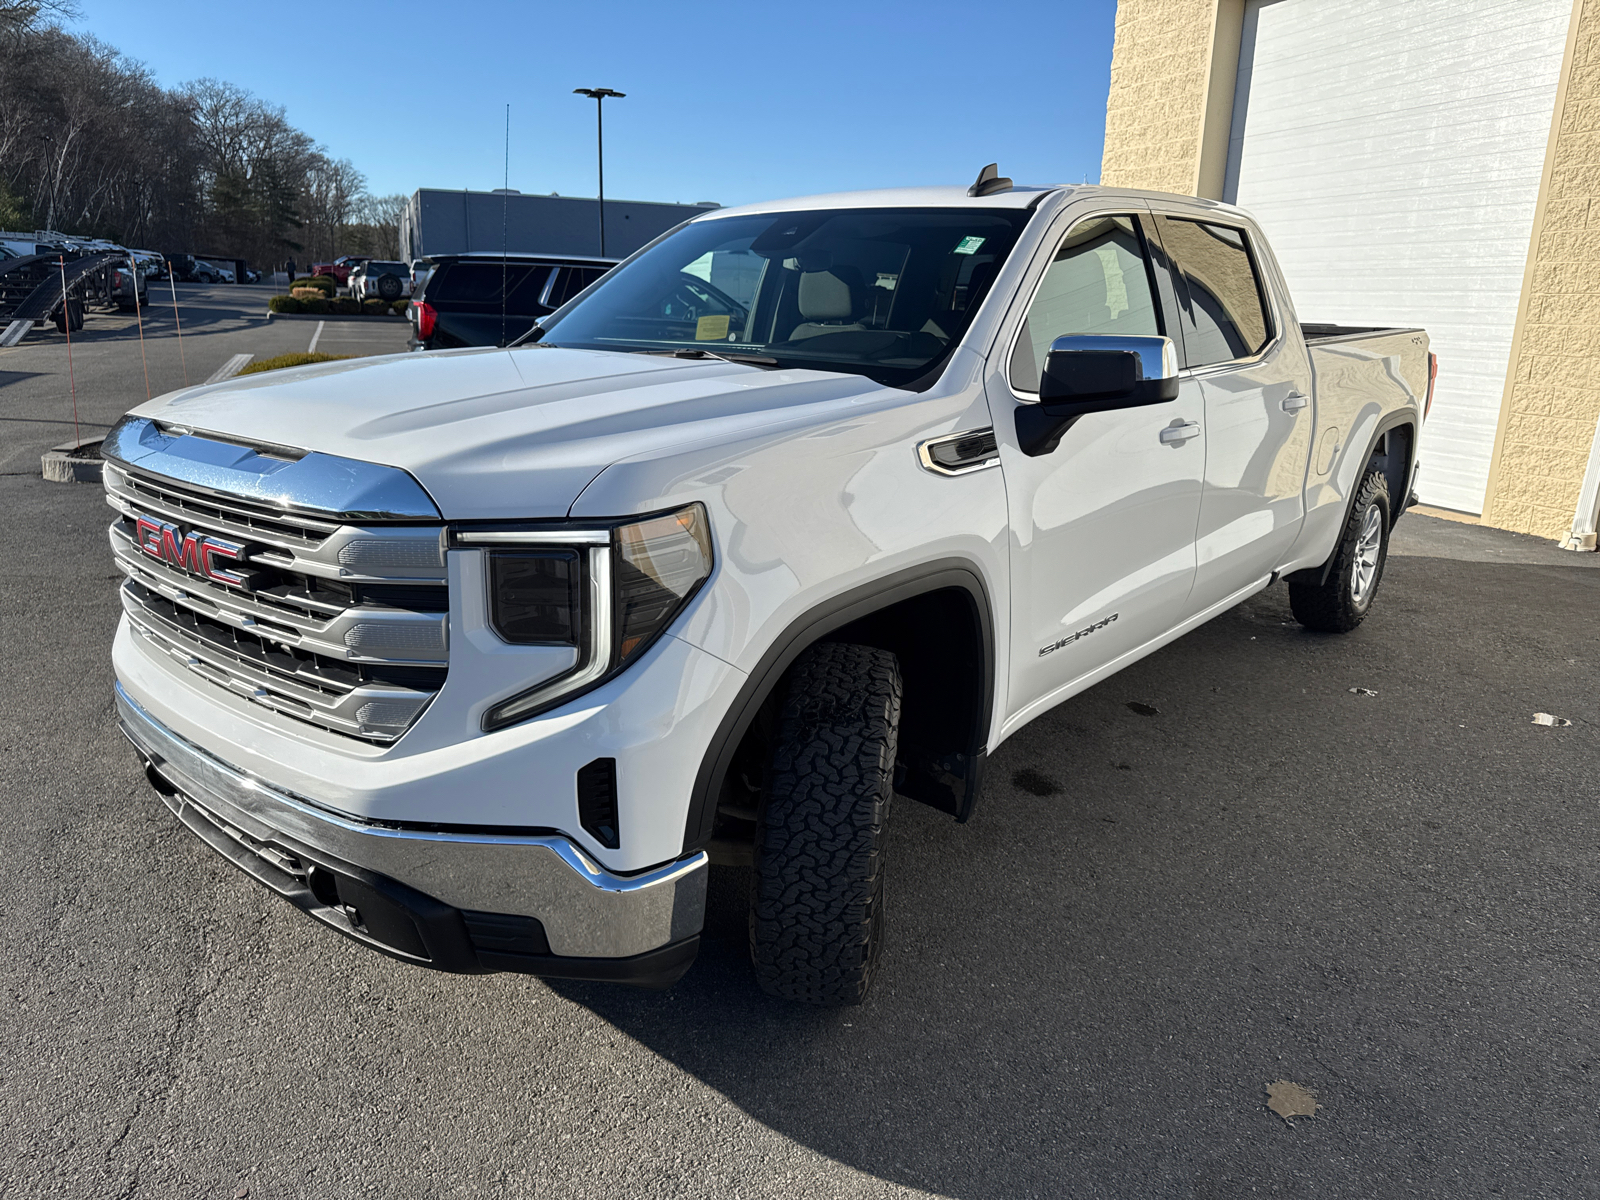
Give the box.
[489,549,583,645]
[475,503,712,730]
[615,506,713,662]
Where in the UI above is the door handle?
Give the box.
[1159,421,1202,445]
[1281,392,1310,413]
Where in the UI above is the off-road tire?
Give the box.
[750,641,902,1006]
[377,273,403,302]
[1289,466,1391,633]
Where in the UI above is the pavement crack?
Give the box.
[100,916,233,1192]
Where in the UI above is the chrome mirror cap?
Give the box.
[1047,334,1178,381]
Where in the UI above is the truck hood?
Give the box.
[130,346,885,518]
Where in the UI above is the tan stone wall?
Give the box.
[1100,0,1221,195]
[1482,0,1599,538]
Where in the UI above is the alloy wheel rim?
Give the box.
[1351,504,1383,605]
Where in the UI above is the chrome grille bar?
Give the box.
[105,429,449,743]
[110,526,447,665]
[123,591,439,741]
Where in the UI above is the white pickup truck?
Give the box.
[105,170,1434,1006]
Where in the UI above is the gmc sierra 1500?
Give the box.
[105,171,1433,1005]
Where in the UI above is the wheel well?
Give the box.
[1372,422,1414,528]
[689,572,994,855]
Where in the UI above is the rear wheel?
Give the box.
[750,642,902,1006]
[1289,466,1391,633]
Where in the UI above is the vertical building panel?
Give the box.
[1225,0,1571,513]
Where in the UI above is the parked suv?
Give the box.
[408,253,614,349]
[105,176,1432,1005]
[350,260,412,303]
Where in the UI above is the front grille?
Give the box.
[106,461,448,742]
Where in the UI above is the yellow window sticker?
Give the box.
[695,314,730,341]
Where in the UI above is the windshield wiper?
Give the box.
[636,347,781,369]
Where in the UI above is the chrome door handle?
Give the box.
[1281,392,1310,413]
[1160,422,1202,445]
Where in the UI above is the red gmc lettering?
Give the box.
[199,540,246,587]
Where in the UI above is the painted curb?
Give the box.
[42,440,104,484]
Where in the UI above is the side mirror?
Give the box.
[1017,334,1180,456]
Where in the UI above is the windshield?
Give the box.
[536,207,1033,387]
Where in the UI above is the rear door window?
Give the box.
[1008,214,1162,393]
[430,262,551,312]
[1153,218,1273,366]
[548,267,607,308]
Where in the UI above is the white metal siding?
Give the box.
[1225,0,1571,513]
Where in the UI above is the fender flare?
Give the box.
[1290,409,1418,588]
[682,558,996,853]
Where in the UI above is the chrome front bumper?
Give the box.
[116,684,707,973]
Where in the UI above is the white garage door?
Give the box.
[1224,0,1572,513]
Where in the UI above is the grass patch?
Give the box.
[238,352,352,376]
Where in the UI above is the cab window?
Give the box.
[1009,215,1162,393]
[1155,218,1272,366]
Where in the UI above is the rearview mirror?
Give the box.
[1017,334,1179,456]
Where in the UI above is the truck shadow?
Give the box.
[549,561,1600,1198]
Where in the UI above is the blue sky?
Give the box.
[73,0,1117,207]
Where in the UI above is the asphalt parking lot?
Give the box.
[2,294,1599,1197]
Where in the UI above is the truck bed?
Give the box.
[1300,322,1424,347]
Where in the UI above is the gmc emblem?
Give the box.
[134,515,248,588]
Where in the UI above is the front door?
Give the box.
[988,208,1207,733]
[1151,214,1312,610]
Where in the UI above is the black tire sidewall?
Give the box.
[1345,480,1391,617]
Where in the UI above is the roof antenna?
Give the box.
[968,163,1013,198]
[501,103,510,348]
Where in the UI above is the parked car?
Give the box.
[103,176,1432,1004]
[109,260,148,311]
[311,255,369,287]
[410,259,432,292]
[187,260,224,284]
[407,253,615,349]
[349,260,412,303]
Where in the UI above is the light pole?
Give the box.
[573,87,625,257]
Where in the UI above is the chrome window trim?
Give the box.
[538,266,560,308]
[1002,206,1165,405]
[916,428,1001,476]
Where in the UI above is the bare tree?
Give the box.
[0,17,385,271]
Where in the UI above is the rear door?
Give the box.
[988,206,1206,732]
[1150,212,1312,609]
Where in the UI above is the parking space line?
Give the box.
[204,353,253,384]
[308,321,325,353]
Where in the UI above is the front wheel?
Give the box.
[750,641,902,1006]
[1289,467,1391,633]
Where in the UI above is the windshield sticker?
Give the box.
[954,236,986,255]
[695,314,731,341]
